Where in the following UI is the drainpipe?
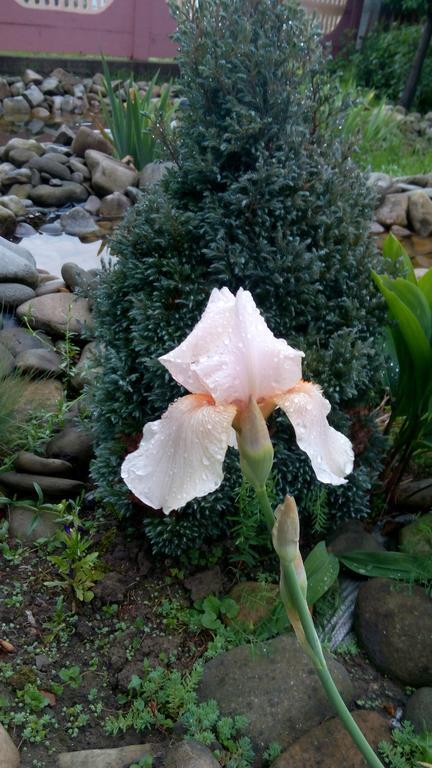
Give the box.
[356,0,382,50]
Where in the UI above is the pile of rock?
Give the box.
[369,171,432,260]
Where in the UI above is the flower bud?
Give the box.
[272,495,301,566]
[236,398,274,489]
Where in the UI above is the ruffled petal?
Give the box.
[275,381,354,485]
[159,287,236,394]
[121,394,237,513]
[194,288,303,404]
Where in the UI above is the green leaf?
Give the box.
[339,550,432,583]
[305,541,339,606]
[418,269,432,309]
[382,233,416,283]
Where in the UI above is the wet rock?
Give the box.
[52,123,75,145]
[15,348,62,376]
[138,161,174,190]
[226,581,278,630]
[0,195,29,216]
[93,572,131,605]
[45,427,94,469]
[355,578,432,686]
[29,155,72,181]
[0,327,51,357]
[9,183,32,199]
[0,242,39,287]
[71,126,113,157]
[61,262,95,293]
[408,190,432,237]
[99,191,131,218]
[0,343,15,376]
[0,473,85,500]
[57,744,159,768]
[23,68,43,85]
[165,741,219,768]
[184,567,223,602]
[36,279,68,296]
[1,166,32,186]
[10,81,24,97]
[405,687,432,733]
[84,195,101,215]
[399,511,432,555]
[16,293,93,338]
[39,221,63,236]
[23,84,44,108]
[198,634,353,753]
[15,451,73,477]
[8,148,38,166]
[29,182,89,207]
[3,96,31,116]
[71,341,101,389]
[85,149,138,195]
[15,222,37,238]
[32,106,50,120]
[0,206,16,237]
[69,158,90,179]
[327,520,384,557]
[8,505,61,542]
[60,207,98,237]
[273,710,390,768]
[0,282,35,308]
[41,76,60,94]
[375,193,409,228]
[0,723,19,768]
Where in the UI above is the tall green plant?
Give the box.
[101,60,174,170]
[372,235,432,498]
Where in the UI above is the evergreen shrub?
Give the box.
[90,0,385,555]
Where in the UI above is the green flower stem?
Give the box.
[255,486,385,768]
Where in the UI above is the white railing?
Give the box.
[301,0,348,34]
[13,0,115,13]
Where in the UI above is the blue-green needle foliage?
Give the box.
[90,0,386,555]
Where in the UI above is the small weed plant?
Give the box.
[379,721,432,767]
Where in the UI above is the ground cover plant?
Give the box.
[91,0,386,555]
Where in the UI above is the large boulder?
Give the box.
[0,327,52,357]
[0,724,19,768]
[0,283,36,308]
[16,293,93,338]
[355,578,432,686]
[375,193,409,228]
[57,745,160,768]
[60,207,99,237]
[404,687,432,734]
[71,126,114,157]
[197,634,353,756]
[408,190,432,237]
[85,150,138,195]
[0,241,39,287]
[29,183,89,207]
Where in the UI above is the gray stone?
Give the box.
[15,222,38,238]
[0,724,19,768]
[408,190,432,237]
[327,520,384,557]
[405,687,432,734]
[16,293,93,338]
[8,148,38,166]
[3,138,44,160]
[85,150,138,195]
[23,84,45,108]
[52,124,76,146]
[61,262,95,293]
[8,505,61,542]
[165,741,219,768]
[369,221,385,235]
[45,427,94,468]
[29,155,72,181]
[71,126,113,157]
[15,451,73,477]
[0,196,28,217]
[0,327,51,357]
[15,348,62,376]
[23,68,43,85]
[375,193,409,228]
[399,511,432,555]
[0,207,16,237]
[39,221,63,236]
[29,183,89,207]
[60,208,98,237]
[3,96,31,116]
[0,236,35,266]
[184,566,223,602]
[395,479,432,510]
[0,78,11,99]
[0,243,39,287]
[273,711,390,768]
[36,279,68,296]
[69,158,90,179]
[0,282,36,307]
[355,578,432,686]
[1,473,85,500]
[13,379,63,419]
[99,191,130,218]
[40,77,60,95]
[138,161,174,190]
[83,195,101,215]
[10,81,24,97]
[0,343,15,376]
[197,634,353,753]
[57,745,159,768]
[61,95,77,113]
[1,167,32,186]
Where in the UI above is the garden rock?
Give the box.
[0,327,52,356]
[183,566,223,602]
[8,505,61,542]
[23,84,44,108]
[0,195,30,216]
[93,572,131,605]
[85,150,138,195]
[14,379,64,418]
[16,293,93,338]
[1,166,32,186]
[367,172,393,199]
[0,283,35,307]
[0,472,85,500]
[404,687,432,733]
[375,193,409,228]
[29,155,72,181]
[399,511,432,554]
[0,235,36,265]
[0,723,19,768]
[99,191,130,218]
[0,244,38,287]
[45,427,94,469]
[71,126,113,157]
[197,634,353,754]
[327,520,384,557]
[395,478,432,510]
[52,124,75,145]
[408,190,432,237]
[273,710,390,768]
[61,262,95,292]
[0,206,16,236]
[165,740,219,768]
[29,182,88,207]
[15,348,62,376]
[3,96,31,116]
[0,343,15,376]
[355,578,432,686]
[3,138,44,160]
[0,78,10,99]
[57,744,160,768]
[23,68,43,85]
[71,341,101,389]
[138,161,174,190]
[227,581,278,630]
[15,451,72,477]
[60,207,99,236]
